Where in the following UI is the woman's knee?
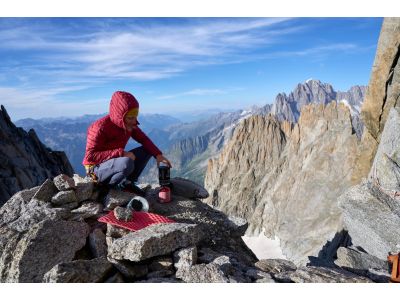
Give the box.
[116,157,135,176]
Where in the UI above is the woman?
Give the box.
[83,91,172,195]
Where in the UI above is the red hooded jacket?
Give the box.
[82,91,162,166]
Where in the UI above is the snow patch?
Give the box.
[242,232,286,260]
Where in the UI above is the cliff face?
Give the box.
[352,17,400,184]
[0,105,74,206]
[205,101,359,265]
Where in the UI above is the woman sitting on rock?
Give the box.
[82,91,172,195]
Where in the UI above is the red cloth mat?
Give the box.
[98,210,175,232]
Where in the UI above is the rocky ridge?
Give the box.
[0,105,74,207]
[0,173,379,283]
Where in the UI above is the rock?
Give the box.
[255,259,297,274]
[104,272,125,283]
[59,201,79,210]
[0,186,39,226]
[53,174,76,191]
[148,256,174,272]
[89,228,108,258]
[335,247,388,272]
[114,206,133,221]
[288,266,372,283]
[103,189,133,211]
[137,277,181,283]
[205,102,359,265]
[42,258,112,283]
[106,224,131,238]
[70,201,104,220]
[170,177,209,199]
[51,190,78,206]
[108,223,203,262]
[0,220,89,282]
[32,179,58,202]
[361,18,400,140]
[339,181,400,260]
[174,247,197,269]
[246,268,274,281]
[369,107,400,196]
[255,277,276,283]
[0,105,73,207]
[73,174,95,202]
[334,247,390,282]
[107,258,148,280]
[176,263,229,283]
[7,199,70,232]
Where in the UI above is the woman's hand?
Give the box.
[156,154,172,168]
[123,151,136,161]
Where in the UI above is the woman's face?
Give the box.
[124,115,137,131]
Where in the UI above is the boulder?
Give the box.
[32,179,58,202]
[43,258,112,283]
[339,181,400,260]
[174,247,197,269]
[246,268,275,282]
[289,266,372,283]
[51,190,78,206]
[107,258,148,280]
[255,259,297,274]
[103,190,133,211]
[170,177,209,199]
[148,256,174,272]
[175,263,229,283]
[0,220,89,282]
[334,247,390,282]
[104,272,125,283]
[53,174,76,191]
[70,201,103,220]
[114,206,133,222]
[7,199,70,232]
[73,174,95,202]
[89,228,107,258]
[108,223,204,262]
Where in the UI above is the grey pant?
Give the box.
[93,146,152,185]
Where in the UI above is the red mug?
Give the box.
[158,186,171,203]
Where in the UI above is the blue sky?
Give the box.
[0,17,382,121]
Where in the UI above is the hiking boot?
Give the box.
[114,180,146,197]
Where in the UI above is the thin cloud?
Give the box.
[157,89,229,100]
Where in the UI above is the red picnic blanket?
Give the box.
[98,210,175,232]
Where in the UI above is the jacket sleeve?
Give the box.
[131,126,162,158]
[85,127,124,164]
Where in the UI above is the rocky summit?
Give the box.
[0,173,381,283]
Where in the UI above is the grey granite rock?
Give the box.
[103,189,133,211]
[174,247,197,269]
[246,268,275,281]
[255,259,297,274]
[89,228,108,258]
[51,190,78,206]
[339,181,400,260]
[53,174,76,191]
[0,220,89,282]
[108,223,204,262]
[175,263,229,283]
[114,206,133,222]
[7,199,70,232]
[43,258,112,283]
[334,247,390,282]
[106,224,131,239]
[73,174,95,202]
[107,257,148,280]
[147,269,175,278]
[70,201,104,220]
[0,186,39,226]
[32,179,58,203]
[289,266,372,283]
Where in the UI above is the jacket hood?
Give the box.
[109,91,140,129]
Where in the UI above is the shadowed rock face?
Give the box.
[205,101,359,265]
[0,105,74,207]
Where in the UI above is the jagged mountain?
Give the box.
[0,105,73,207]
[204,101,359,265]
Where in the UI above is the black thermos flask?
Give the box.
[158,162,170,186]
